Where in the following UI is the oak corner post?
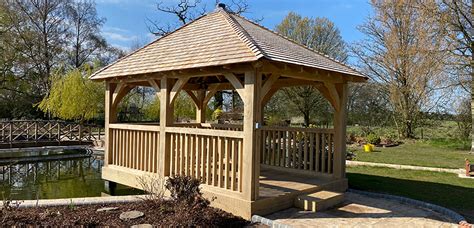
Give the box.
[332,82,348,179]
[104,82,117,167]
[242,69,262,201]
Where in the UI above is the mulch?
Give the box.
[1,200,250,227]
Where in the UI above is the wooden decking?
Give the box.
[253,166,347,216]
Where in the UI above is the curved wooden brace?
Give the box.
[223,73,246,102]
[185,90,200,107]
[111,83,134,110]
[170,77,190,105]
[261,74,280,100]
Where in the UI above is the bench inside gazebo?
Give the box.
[91,5,366,219]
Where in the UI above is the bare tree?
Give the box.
[275,12,347,127]
[147,0,250,37]
[66,0,107,68]
[352,0,451,138]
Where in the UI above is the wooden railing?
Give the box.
[0,120,102,144]
[260,126,335,175]
[172,123,243,131]
[167,127,244,192]
[108,124,160,173]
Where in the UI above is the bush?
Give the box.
[366,133,381,145]
[165,175,209,208]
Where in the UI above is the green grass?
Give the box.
[351,139,474,169]
[347,166,474,222]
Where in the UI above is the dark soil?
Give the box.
[1,200,250,227]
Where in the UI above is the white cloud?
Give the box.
[103,31,138,42]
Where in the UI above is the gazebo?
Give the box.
[91,5,366,219]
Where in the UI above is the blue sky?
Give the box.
[96,0,372,51]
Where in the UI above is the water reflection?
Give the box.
[0,149,141,200]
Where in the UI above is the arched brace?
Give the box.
[169,77,191,105]
[111,83,135,111]
[223,73,246,102]
[317,82,346,112]
[184,90,200,107]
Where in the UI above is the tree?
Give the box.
[275,12,347,126]
[352,0,451,138]
[38,65,104,122]
[0,0,120,119]
[66,0,107,68]
[435,0,472,148]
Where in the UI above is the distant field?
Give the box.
[351,139,474,169]
[347,166,474,223]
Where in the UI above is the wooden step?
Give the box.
[294,191,344,212]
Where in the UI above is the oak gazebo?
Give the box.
[91,6,366,219]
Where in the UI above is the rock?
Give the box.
[96,207,119,212]
[119,210,144,220]
[131,224,153,228]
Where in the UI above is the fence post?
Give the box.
[79,124,83,143]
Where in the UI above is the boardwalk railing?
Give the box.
[260,126,335,175]
[0,120,102,146]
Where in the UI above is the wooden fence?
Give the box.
[260,126,335,175]
[0,120,102,147]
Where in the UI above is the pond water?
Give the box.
[0,148,140,200]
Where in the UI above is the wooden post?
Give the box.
[159,77,174,177]
[104,82,117,167]
[333,83,348,179]
[196,89,206,123]
[242,70,261,201]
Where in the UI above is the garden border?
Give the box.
[346,160,462,174]
[6,195,145,209]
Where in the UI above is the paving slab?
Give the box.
[266,192,458,228]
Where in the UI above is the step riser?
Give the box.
[294,191,344,212]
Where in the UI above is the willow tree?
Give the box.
[352,0,450,138]
[275,12,347,126]
[38,66,104,122]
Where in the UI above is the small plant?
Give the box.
[68,199,75,210]
[211,108,223,121]
[137,175,165,205]
[366,133,381,145]
[165,175,209,208]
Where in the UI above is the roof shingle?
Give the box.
[90,9,364,80]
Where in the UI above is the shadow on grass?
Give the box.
[347,172,474,223]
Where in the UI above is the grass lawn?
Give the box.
[347,166,474,222]
[351,139,474,169]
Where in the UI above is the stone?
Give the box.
[131,224,153,228]
[96,207,119,212]
[120,210,144,220]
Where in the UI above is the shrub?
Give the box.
[366,133,381,145]
[211,108,223,121]
[165,175,209,207]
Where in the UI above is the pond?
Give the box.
[0,148,141,200]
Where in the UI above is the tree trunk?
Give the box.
[214,91,223,110]
[471,71,474,152]
[303,113,310,127]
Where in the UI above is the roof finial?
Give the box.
[216,3,226,11]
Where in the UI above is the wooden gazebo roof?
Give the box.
[90,8,365,81]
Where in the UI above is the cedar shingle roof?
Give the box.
[90,9,364,80]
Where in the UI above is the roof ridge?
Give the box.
[90,12,218,79]
[219,10,266,60]
[230,13,365,77]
